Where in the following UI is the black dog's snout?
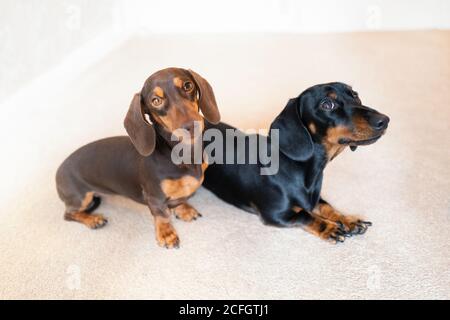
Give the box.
[369,114,390,131]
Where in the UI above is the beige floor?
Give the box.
[0,31,449,299]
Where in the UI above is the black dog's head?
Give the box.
[271,82,389,161]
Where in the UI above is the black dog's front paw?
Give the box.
[306,216,372,244]
[306,219,348,244]
[337,218,372,236]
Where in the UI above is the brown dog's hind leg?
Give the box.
[65,211,108,229]
[313,199,371,236]
[172,203,202,222]
[64,192,108,229]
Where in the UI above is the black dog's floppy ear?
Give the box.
[188,69,221,124]
[124,93,156,156]
[270,97,314,161]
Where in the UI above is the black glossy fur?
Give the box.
[203,82,389,242]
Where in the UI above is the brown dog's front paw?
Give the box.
[155,221,180,249]
[173,203,202,222]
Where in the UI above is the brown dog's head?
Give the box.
[124,68,220,156]
[271,82,389,161]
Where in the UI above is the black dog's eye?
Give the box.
[183,81,194,92]
[321,99,337,110]
[151,97,163,107]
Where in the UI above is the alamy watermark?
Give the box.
[366,265,381,291]
[170,121,280,175]
[66,264,81,290]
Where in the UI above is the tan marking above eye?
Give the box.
[153,86,164,97]
[308,123,317,134]
[173,77,183,88]
[327,92,337,99]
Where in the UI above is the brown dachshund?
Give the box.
[56,68,220,248]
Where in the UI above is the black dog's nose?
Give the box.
[370,114,390,131]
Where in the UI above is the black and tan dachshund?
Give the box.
[203,82,389,243]
[56,68,220,248]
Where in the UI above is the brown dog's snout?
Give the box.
[181,122,196,135]
[368,113,390,131]
[174,120,204,142]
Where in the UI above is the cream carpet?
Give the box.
[0,31,449,299]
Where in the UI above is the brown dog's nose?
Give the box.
[181,122,196,135]
[370,114,390,131]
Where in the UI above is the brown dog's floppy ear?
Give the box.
[124,93,156,156]
[188,69,221,124]
[270,96,314,161]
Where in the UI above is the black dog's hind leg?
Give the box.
[261,207,348,243]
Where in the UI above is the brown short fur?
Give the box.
[56,68,220,249]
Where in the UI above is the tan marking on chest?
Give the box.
[161,163,208,200]
[201,161,208,174]
[325,143,346,161]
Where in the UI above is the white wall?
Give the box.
[1,0,449,102]
[0,0,114,101]
[112,0,450,33]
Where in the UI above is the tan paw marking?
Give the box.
[65,212,108,229]
[155,220,179,249]
[172,203,202,222]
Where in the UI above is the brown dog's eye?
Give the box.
[151,97,163,107]
[183,81,194,92]
[321,99,336,110]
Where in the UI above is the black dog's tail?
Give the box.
[85,195,101,213]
